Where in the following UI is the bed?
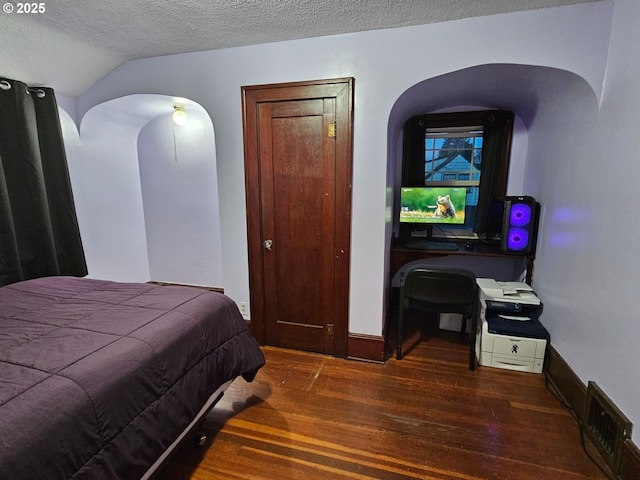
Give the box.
[0,276,265,480]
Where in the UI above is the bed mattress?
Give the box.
[0,276,265,479]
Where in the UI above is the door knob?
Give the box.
[263,239,273,252]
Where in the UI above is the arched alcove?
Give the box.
[386,63,598,208]
[384,62,599,290]
[387,63,599,191]
[60,94,223,286]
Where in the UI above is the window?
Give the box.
[424,126,482,185]
[401,110,514,238]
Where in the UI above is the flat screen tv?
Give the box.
[399,187,466,225]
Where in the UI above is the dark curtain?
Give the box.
[473,110,514,234]
[0,77,87,287]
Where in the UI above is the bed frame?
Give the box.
[142,378,233,479]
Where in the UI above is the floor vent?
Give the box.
[583,381,633,474]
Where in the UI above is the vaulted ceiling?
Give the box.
[0,0,600,96]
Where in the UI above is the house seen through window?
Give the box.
[424,125,483,212]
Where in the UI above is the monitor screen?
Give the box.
[399,187,466,225]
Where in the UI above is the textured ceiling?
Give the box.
[0,0,600,96]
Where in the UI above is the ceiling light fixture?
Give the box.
[172,105,188,126]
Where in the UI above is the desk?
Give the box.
[390,243,534,284]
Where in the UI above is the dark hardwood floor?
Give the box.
[157,321,607,480]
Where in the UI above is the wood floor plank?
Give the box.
[156,337,608,480]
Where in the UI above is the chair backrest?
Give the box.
[401,266,477,316]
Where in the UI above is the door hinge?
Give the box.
[326,323,334,337]
[328,123,336,138]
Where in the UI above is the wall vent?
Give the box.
[582,381,633,474]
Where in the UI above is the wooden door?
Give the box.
[242,78,353,357]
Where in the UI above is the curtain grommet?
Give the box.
[26,87,46,98]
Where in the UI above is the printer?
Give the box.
[475,278,549,373]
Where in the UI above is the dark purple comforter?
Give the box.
[0,276,265,480]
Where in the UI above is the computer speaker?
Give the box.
[501,196,540,255]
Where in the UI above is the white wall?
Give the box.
[525,0,640,442]
[138,109,223,287]
[66,101,150,281]
[71,0,640,442]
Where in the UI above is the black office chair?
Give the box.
[396,265,478,370]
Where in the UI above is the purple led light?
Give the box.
[507,227,529,251]
[509,203,531,227]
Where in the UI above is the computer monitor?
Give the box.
[399,186,466,225]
